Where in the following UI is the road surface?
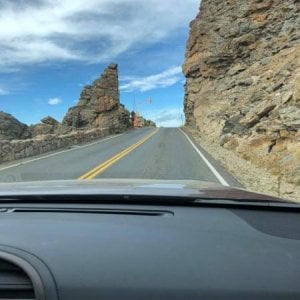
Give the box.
[0,128,240,186]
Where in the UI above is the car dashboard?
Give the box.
[0,201,299,300]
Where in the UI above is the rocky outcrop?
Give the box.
[183,0,300,185]
[62,63,131,133]
[41,116,59,126]
[137,116,156,128]
[0,112,30,140]
[144,120,156,127]
[0,63,156,163]
[29,116,60,137]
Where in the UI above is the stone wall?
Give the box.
[183,0,300,186]
[0,127,111,163]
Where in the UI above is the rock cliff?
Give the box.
[183,0,300,186]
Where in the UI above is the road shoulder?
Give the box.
[183,126,300,201]
[180,127,243,188]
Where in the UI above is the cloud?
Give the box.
[48,97,62,105]
[0,86,9,95]
[142,108,184,127]
[120,66,182,92]
[0,0,199,70]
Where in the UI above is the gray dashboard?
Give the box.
[0,203,300,300]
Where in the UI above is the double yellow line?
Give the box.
[79,128,159,180]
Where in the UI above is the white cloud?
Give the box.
[0,86,9,95]
[48,97,62,105]
[142,108,184,127]
[0,0,199,70]
[120,66,182,92]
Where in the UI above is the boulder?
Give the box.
[29,116,60,137]
[41,116,59,126]
[29,123,55,137]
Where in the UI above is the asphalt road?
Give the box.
[0,128,240,186]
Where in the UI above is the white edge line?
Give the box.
[0,133,123,172]
[179,128,230,187]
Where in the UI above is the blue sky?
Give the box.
[0,0,200,127]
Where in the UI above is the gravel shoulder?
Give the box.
[184,126,300,202]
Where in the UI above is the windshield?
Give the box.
[0,0,299,202]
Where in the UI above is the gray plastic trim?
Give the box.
[0,251,45,300]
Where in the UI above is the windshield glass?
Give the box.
[0,0,299,202]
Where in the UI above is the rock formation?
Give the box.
[41,116,59,126]
[62,63,131,133]
[30,116,60,137]
[183,0,300,185]
[0,63,155,162]
[0,112,30,140]
[0,63,154,143]
[144,120,156,127]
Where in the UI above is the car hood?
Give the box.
[0,179,291,202]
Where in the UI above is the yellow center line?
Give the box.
[78,128,159,180]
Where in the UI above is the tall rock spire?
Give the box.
[62,63,128,131]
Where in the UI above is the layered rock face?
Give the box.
[183,0,300,185]
[62,63,131,133]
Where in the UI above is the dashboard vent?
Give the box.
[10,207,174,216]
[0,258,35,299]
